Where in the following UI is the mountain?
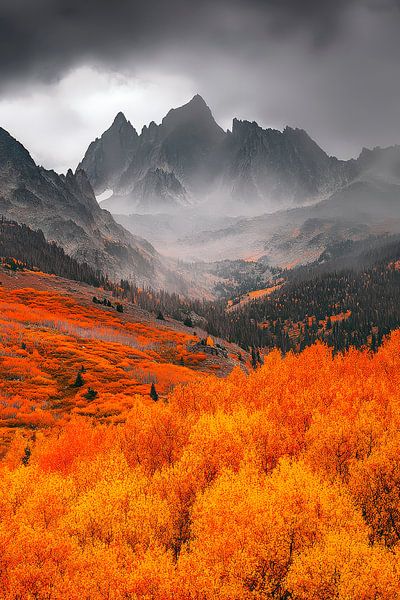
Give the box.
[81,95,356,215]
[0,126,184,289]
[218,119,356,211]
[79,112,139,194]
[109,167,189,214]
[81,95,225,213]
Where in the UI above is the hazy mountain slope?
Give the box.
[214,119,356,212]
[0,126,185,290]
[110,168,189,214]
[0,218,106,286]
[170,176,400,265]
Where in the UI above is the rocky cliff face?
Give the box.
[0,127,183,289]
[78,112,139,194]
[106,95,224,210]
[220,119,356,208]
[80,95,359,215]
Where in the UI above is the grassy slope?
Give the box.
[0,267,247,453]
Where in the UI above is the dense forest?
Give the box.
[114,239,400,354]
[2,218,400,355]
[0,218,108,287]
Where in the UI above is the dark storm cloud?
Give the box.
[0,0,369,87]
[1,0,400,167]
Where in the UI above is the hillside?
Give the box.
[2,332,400,597]
[0,266,246,456]
[0,127,184,291]
[0,218,106,287]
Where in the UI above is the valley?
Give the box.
[2,0,400,597]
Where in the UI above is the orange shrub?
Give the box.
[2,285,400,596]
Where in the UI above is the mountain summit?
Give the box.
[79,97,358,215]
[162,94,224,140]
[79,111,139,195]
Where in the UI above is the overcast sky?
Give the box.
[1,0,400,172]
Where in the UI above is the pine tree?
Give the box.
[22,447,31,466]
[251,347,258,370]
[73,371,84,387]
[150,383,159,401]
[84,387,98,400]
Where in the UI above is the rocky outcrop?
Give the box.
[0,126,184,290]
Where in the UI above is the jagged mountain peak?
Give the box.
[283,125,309,137]
[356,144,400,184]
[0,127,37,169]
[231,119,312,140]
[79,98,358,215]
[188,93,209,108]
[108,112,137,136]
[78,110,139,194]
[231,118,262,136]
[161,94,224,136]
[113,111,128,125]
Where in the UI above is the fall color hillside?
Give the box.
[1,282,400,596]
[2,239,400,598]
[0,266,245,455]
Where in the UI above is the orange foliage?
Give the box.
[0,282,234,453]
[227,284,283,312]
[1,329,400,596]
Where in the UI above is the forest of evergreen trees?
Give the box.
[2,217,400,355]
[113,239,400,354]
[0,218,108,287]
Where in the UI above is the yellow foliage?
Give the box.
[2,331,400,596]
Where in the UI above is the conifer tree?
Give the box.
[84,387,98,400]
[73,371,84,387]
[150,382,159,401]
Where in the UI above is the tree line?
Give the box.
[3,216,400,354]
[0,217,108,287]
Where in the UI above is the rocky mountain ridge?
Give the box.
[0,126,184,290]
[80,95,358,215]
